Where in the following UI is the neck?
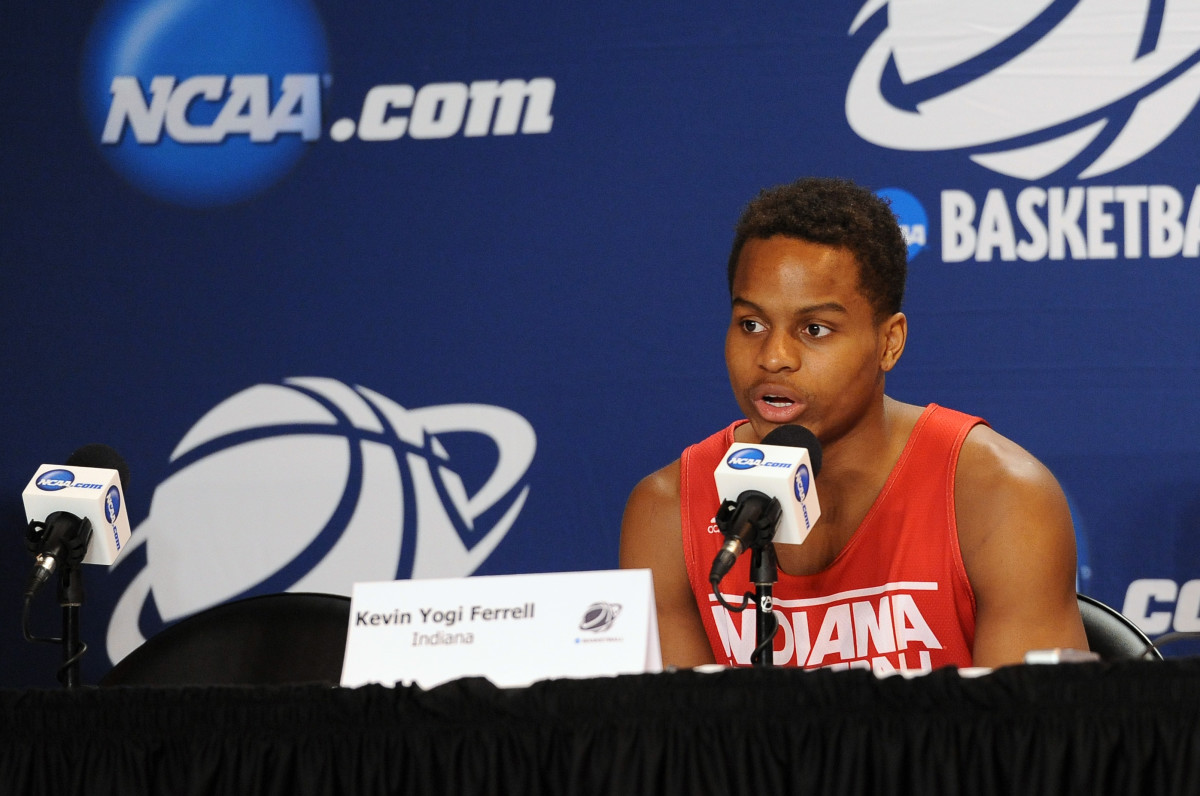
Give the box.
[821,395,899,468]
[811,396,920,527]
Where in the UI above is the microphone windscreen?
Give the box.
[66,444,131,493]
[761,425,822,475]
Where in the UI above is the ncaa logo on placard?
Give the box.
[579,602,622,633]
[105,377,537,663]
[846,1,1200,180]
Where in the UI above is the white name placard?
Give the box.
[340,569,661,689]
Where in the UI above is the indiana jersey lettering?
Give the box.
[681,405,982,673]
[708,582,947,673]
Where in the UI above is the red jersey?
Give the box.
[680,404,982,674]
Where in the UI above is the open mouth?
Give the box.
[752,385,804,422]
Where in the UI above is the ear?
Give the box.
[878,312,907,373]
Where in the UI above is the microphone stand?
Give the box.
[58,564,85,689]
[23,513,92,688]
[749,542,778,668]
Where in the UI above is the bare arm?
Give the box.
[956,425,1089,667]
[619,461,717,669]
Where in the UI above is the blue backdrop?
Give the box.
[4,0,1200,687]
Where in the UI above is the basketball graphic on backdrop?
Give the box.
[847,0,1200,179]
[106,377,536,663]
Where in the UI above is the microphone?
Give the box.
[708,425,822,585]
[22,445,132,598]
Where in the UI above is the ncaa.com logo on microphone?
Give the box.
[35,469,78,491]
[81,0,556,206]
[794,465,812,501]
[845,0,1200,263]
[103,487,121,524]
[105,377,537,663]
[725,449,766,470]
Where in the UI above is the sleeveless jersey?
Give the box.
[680,404,982,674]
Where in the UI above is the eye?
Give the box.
[804,323,832,338]
[739,319,766,333]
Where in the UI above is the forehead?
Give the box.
[732,236,866,304]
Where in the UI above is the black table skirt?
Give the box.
[5,659,1200,795]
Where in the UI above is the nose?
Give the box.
[758,329,799,373]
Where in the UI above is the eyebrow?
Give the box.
[731,297,851,317]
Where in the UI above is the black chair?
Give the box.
[1077,592,1162,661]
[99,592,352,686]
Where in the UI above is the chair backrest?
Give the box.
[99,592,352,686]
[1077,592,1162,661]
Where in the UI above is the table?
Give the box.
[4,659,1200,794]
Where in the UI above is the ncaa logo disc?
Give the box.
[104,486,122,523]
[876,187,927,261]
[36,469,75,491]
[794,464,811,501]
[726,448,765,470]
[80,0,329,206]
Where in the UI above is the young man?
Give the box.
[620,177,1087,673]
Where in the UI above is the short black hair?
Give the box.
[727,177,907,320]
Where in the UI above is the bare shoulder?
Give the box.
[619,459,683,578]
[954,423,1087,666]
[624,461,682,525]
[955,425,1069,539]
[957,424,1064,490]
[619,458,717,668]
[958,423,1055,479]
